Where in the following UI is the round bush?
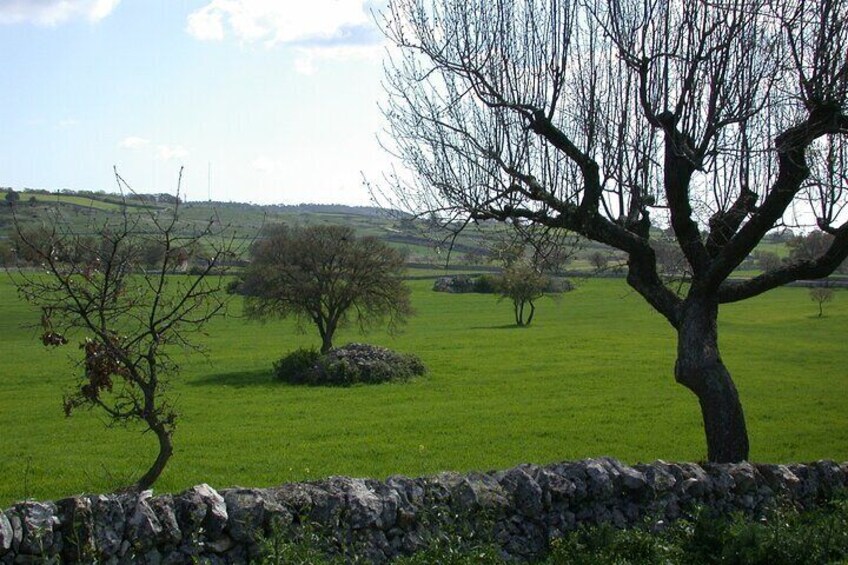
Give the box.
[272,347,320,384]
[273,344,425,386]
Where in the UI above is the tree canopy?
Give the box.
[498,263,551,326]
[379,0,848,462]
[240,224,413,353]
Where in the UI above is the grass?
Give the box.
[0,276,845,507]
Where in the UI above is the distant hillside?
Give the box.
[0,187,650,273]
[0,188,478,268]
[199,200,394,218]
[6,187,800,276]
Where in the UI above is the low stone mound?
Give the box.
[433,274,574,294]
[433,275,484,293]
[273,343,426,386]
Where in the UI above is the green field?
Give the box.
[0,276,845,507]
[1,190,160,212]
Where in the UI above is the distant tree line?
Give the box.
[754,231,848,275]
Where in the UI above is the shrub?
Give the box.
[546,493,848,564]
[254,494,848,563]
[272,347,321,384]
[474,274,501,293]
[273,344,425,386]
[433,274,502,294]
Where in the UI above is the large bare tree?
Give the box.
[378,0,848,462]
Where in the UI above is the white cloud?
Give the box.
[251,155,281,174]
[293,44,382,75]
[186,1,379,48]
[157,144,189,161]
[293,54,316,76]
[58,118,79,128]
[121,137,187,162]
[0,0,121,26]
[88,0,119,21]
[119,136,150,149]
[185,3,224,41]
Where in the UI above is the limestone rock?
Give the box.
[222,488,287,543]
[499,467,543,518]
[126,491,164,552]
[345,479,385,530]
[56,497,96,563]
[14,501,59,557]
[0,512,13,554]
[175,484,227,540]
[637,462,676,494]
[6,512,22,553]
[755,464,800,495]
[727,462,758,494]
[148,495,181,546]
[813,460,846,495]
[305,484,343,527]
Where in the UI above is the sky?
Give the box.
[0,0,393,205]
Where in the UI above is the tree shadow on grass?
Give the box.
[469,324,528,330]
[188,369,273,388]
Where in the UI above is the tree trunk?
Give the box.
[674,297,750,463]
[525,300,536,326]
[134,423,174,491]
[319,318,336,354]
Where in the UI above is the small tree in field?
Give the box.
[9,169,237,491]
[239,224,413,353]
[499,263,550,326]
[754,251,783,273]
[5,188,20,207]
[809,286,834,318]
[589,251,609,271]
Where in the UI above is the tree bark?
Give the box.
[134,424,174,491]
[319,318,336,353]
[674,297,750,462]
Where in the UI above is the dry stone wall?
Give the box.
[1,457,846,563]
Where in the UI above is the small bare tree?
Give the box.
[589,251,609,271]
[753,251,783,273]
[809,286,835,317]
[9,169,239,491]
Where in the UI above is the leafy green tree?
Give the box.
[4,189,19,206]
[498,263,550,326]
[753,251,783,273]
[240,224,413,353]
[378,0,848,462]
[788,231,848,274]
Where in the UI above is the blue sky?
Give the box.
[0,0,390,205]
